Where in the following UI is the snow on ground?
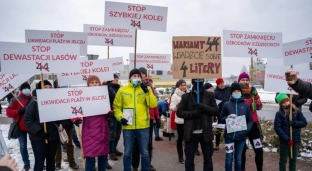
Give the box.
[0,123,72,170]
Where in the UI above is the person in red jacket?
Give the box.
[6,82,33,171]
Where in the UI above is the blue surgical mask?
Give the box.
[22,89,31,96]
[232,93,241,99]
[131,78,141,86]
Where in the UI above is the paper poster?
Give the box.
[223,30,283,58]
[37,86,111,122]
[172,36,222,79]
[129,53,171,70]
[104,1,168,32]
[123,108,133,125]
[226,115,247,133]
[25,30,88,56]
[0,73,33,99]
[283,38,312,66]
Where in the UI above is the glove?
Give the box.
[18,107,26,116]
[71,117,82,127]
[288,140,294,146]
[38,130,48,139]
[194,103,204,111]
[227,114,237,119]
[156,119,161,128]
[140,83,149,93]
[191,110,202,118]
[120,118,129,125]
[107,110,114,118]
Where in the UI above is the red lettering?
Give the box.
[128,5,146,12]
[306,39,312,45]
[32,46,51,52]
[190,63,221,74]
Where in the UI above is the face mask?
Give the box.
[282,104,290,109]
[131,78,141,86]
[232,93,241,99]
[22,89,31,96]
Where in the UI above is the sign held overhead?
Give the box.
[129,53,171,71]
[0,73,33,99]
[104,1,168,32]
[283,38,312,66]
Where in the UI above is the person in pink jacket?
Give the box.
[75,75,112,171]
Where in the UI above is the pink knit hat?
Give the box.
[87,75,101,86]
[238,72,250,82]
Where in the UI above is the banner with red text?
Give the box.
[25,30,88,56]
[264,65,312,94]
[84,24,135,47]
[283,38,312,66]
[129,53,171,71]
[56,59,114,86]
[0,42,80,74]
[108,57,125,71]
[223,30,282,58]
[104,1,168,32]
[172,36,222,79]
[37,86,110,122]
[0,73,33,99]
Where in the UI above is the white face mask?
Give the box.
[131,78,141,86]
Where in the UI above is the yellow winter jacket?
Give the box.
[113,81,157,130]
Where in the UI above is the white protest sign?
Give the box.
[0,42,80,74]
[283,38,312,66]
[264,64,312,94]
[37,86,111,122]
[108,57,124,71]
[57,59,114,86]
[129,53,171,70]
[83,24,135,47]
[25,30,87,56]
[223,30,282,58]
[0,73,33,99]
[225,115,247,133]
[104,1,168,32]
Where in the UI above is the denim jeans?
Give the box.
[85,155,108,171]
[123,128,150,171]
[153,124,159,137]
[31,140,58,171]
[224,138,245,171]
[18,130,30,165]
[184,133,214,171]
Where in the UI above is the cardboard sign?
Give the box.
[172,36,222,79]
[0,42,80,74]
[283,38,312,66]
[223,30,283,58]
[0,73,33,99]
[37,86,111,122]
[108,57,125,71]
[83,24,135,47]
[129,53,171,70]
[56,59,114,86]
[264,64,312,94]
[104,1,168,32]
[25,30,88,56]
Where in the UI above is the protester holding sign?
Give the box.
[75,75,111,171]
[274,93,307,110]
[107,74,123,163]
[53,80,79,170]
[169,79,189,164]
[238,72,264,171]
[24,80,60,171]
[274,93,307,171]
[286,71,312,99]
[6,82,33,171]
[220,83,253,171]
[177,79,219,171]
[214,78,231,151]
[113,69,157,171]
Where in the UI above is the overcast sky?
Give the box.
[0,0,311,77]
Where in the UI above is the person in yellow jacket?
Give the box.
[113,68,157,171]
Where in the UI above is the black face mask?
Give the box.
[282,104,290,109]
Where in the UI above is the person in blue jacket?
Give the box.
[220,83,253,171]
[153,99,169,141]
[274,93,307,171]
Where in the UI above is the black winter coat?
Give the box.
[107,82,120,109]
[275,93,307,110]
[274,108,307,143]
[220,97,253,141]
[177,91,219,142]
[214,86,231,112]
[289,79,312,99]
[24,98,60,141]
